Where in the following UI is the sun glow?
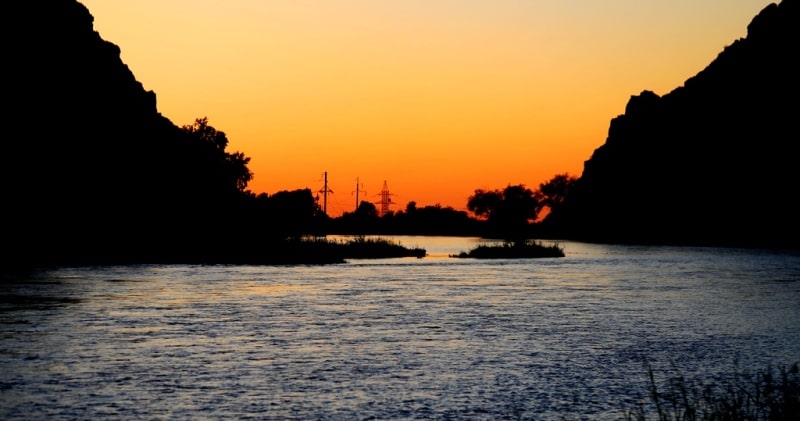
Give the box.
[79,0,770,216]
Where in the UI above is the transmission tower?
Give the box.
[317,171,333,216]
[378,180,394,217]
[352,177,366,212]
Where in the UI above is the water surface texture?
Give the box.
[2,238,799,420]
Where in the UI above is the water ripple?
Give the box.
[1,239,799,420]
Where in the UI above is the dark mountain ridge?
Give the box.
[4,1,262,269]
[552,0,799,248]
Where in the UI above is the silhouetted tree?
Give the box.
[226,151,253,192]
[332,201,380,234]
[262,188,322,239]
[180,117,253,195]
[536,173,578,238]
[467,189,503,220]
[182,116,229,150]
[410,204,480,236]
[467,185,543,242]
[355,201,379,219]
[538,173,577,216]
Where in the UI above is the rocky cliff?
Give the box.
[3,1,245,268]
[556,0,799,248]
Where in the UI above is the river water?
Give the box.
[1,237,799,420]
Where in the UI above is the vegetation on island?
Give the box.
[333,236,426,259]
[451,240,564,259]
[239,236,426,264]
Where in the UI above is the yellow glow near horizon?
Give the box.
[79,0,771,216]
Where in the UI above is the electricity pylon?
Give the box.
[378,180,393,217]
[318,172,333,216]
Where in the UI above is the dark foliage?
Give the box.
[537,173,578,237]
[467,185,544,242]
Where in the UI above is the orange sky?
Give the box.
[79,0,771,217]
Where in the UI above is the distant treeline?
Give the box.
[327,174,576,243]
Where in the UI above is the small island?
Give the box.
[452,240,565,259]
[334,236,427,259]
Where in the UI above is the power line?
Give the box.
[352,177,367,212]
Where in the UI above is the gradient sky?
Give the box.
[79,0,772,217]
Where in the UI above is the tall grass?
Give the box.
[624,361,800,420]
[330,236,426,259]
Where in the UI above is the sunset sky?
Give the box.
[79,0,771,217]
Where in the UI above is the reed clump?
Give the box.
[624,361,800,421]
[332,236,426,259]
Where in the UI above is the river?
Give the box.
[2,237,799,420]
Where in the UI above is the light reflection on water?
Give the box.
[1,238,799,420]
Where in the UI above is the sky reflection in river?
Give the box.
[1,238,799,420]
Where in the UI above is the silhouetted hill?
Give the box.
[553,0,799,249]
[3,1,262,268]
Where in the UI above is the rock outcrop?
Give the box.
[555,0,799,248]
[3,1,246,268]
